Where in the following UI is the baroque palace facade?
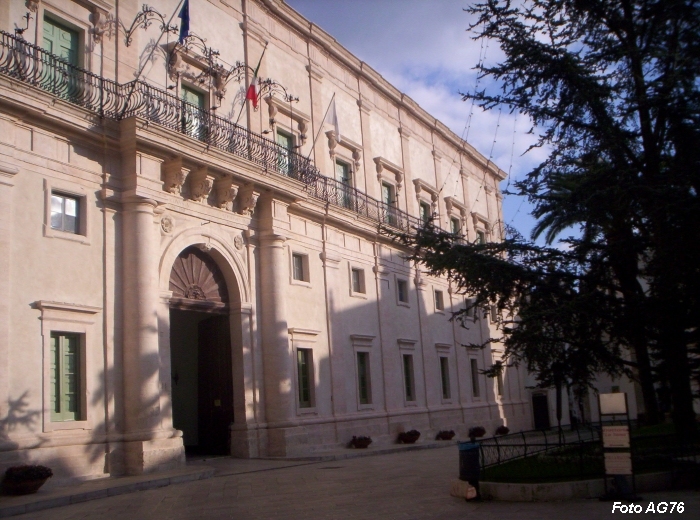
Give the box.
[0,0,532,480]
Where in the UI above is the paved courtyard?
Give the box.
[8,445,700,519]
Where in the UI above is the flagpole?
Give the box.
[306,92,335,161]
[119,0,185,119]
[235,42,268,127]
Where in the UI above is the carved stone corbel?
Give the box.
[326,130,338,159]
[352,149,362,171]
[26,0,39,13]
[267,98,278,129]
[90,9,115,44]
[162,158,188,195]
[189,167,213,202]
[236,184,260,216]
[214,176,238,211]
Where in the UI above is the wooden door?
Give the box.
[197,314,233,455]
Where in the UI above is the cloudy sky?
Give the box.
[285,0,549,239]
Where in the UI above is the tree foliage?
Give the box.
[399,0,699,435]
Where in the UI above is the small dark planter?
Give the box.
[398,430,421,444]
[468,426,486,443]
[435,430,455,441]
[350,436,372,449]
[2,465,53,495]
[495,425,510,436]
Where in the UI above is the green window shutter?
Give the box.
[50,332,81,421]
[181,86,205,108]
[43,16,79,66]
[50,334,60,420]
[297,349,311,407]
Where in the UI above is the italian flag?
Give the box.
[246,45,267,110]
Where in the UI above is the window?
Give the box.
[450,217,461,235]
[403,354,415,402]
[51,193,79,234]
[351,267,365,294]
[382,182,397,225]
[50,332,82,421]
[465,298,476,319]
[277,129,294,176]
[434,290,444,311]
[297,349,313,408]
[336,160,353,209]
[357,352,371,405]
[476,230,486,244]
[181,85,207,141]
[497,371,504,397]
[419,201,431,225]
[42,15,81,101]
[440,357,451,400]
[397,278,408,304]
[470,359,481,398]
[291,252,309,282]
[490,304,499,323]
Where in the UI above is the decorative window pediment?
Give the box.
[374,156,404,191]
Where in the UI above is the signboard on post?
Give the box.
[602,425,630,448]
[598,392,636,499]
[599,393,628,415]
[604,452,633,475]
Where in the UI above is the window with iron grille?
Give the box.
[440,356,451,400]
[357,352,371,405]
[470,358,481,398]
[403,354,415,402]
[297,348,313,408]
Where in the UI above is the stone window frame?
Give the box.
[469,357,482,401]
[351,334,375,411]
[471,211,491,244]
[398,339,418,406]
[413,179,439,224]
[395,275,410,307]
[436,343,453,404]
[37,6,90,71]
[288,246,311,287]
[374,156,404,211]
[433,288,445,314]
[348,263,368,298]
[289,328,321,415]
[35,301,101,432]
[444,196,468,236]
[43,177,91,245]
[267,95,310,146]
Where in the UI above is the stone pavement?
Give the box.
[2,444,698,519]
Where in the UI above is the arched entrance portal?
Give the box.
[169,246,233,456]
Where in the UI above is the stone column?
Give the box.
[258,233,295,427]
[256,193,297,455]
[0,161,18,423]
[399,127,416,215]
[121,197,183,474]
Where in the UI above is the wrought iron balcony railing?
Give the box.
[0,30,422,232]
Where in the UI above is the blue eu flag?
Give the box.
[178,0,190,44]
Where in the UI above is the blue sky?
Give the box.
[284,0,550,239]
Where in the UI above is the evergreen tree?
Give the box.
[400,0,699,436]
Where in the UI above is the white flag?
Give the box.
[325,97,340,143]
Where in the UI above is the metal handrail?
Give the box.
[0,30,425,233]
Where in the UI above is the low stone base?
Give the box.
[123,436,185,475]
[480,472,674,501]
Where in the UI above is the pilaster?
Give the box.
[0,161,19,424]
[121,196,184,474]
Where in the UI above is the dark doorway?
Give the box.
[170,309,233,456]
[532,393,551,430]
[168,246,234,456]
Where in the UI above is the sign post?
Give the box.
[599,392,638,500]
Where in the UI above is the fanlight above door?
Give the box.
[169,246,229,311]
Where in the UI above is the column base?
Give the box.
[123,435,185,475]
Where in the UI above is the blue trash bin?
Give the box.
[458,442,480,485]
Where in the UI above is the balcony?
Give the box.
[0,30,421,233]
